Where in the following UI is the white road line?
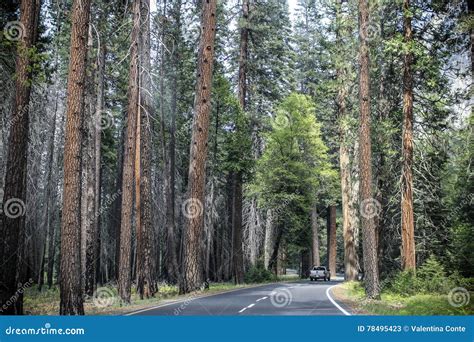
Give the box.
[247,303,255,308]
[326,285,351,316]
[270,291,276,295]
[238,307,247,313]
[126,282,278,316]
[256,296,267,302]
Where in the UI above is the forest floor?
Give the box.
[23,275,299,315]
[332,281,474,315]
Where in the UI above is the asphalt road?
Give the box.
[127,278,352,316]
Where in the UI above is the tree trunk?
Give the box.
[59,0,92,315]
[358,0,380,299]
[401,0,416,271]
[180,0,217,294]
[230,0,249,286]
[341,142,358,280]
[311,206,320,267]
[268,225,282,274]
[327,206,337,274]
[300,249,310,278]
[82,23,97,298]
[0,0,40,315]
[113,119,125,281]
[118,0,141,303]
[94,18,106,288]
[264,209,274,269]
[39,105,59,292]
[136,0,156,299]
[231,173,244,284]
[164,0,181,285]
[349,139,360,272]
[335,0,358,281]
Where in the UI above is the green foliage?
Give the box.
[253,93,337,251]
[384,256,462,296]
[214,76,253,178]
[254,93,335,210]
[244,263,276,283]
[343,281,473,315]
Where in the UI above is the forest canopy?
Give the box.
[0,0,472,315]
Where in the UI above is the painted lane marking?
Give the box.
[326,285,351,316]
[238,307,247,313]
[247,303,255,308]
[256,296,267,302]
[126,282,282,316]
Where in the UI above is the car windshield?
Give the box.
[313,267,325,270]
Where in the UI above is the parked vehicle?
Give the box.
[309,266,331,281]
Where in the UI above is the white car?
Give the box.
[309,266,331,281]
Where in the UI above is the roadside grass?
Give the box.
[334,281,474,315]
[23,275,299,315]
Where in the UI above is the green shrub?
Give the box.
[244,263,275,283]
[385,256,460,296]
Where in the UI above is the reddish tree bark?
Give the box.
[401,0,416,270]
[0,0,41,315]
[118,0,141,303]
[180,0,218,294]
[358,0,380,299]
[59,0,92,315]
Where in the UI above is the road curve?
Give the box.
[127,279,352,316]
